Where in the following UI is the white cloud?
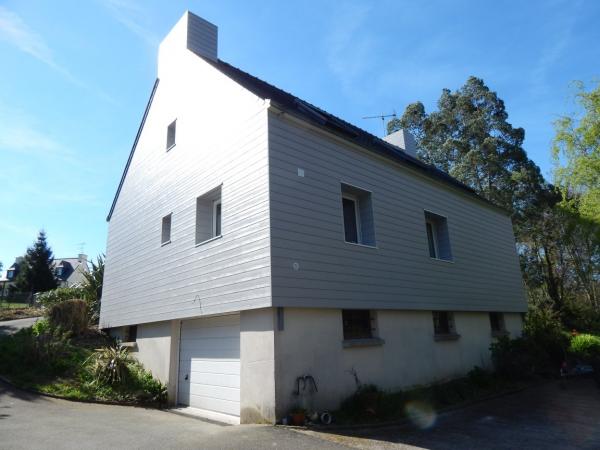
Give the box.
[101,0,159,47]
[0,6,117,104]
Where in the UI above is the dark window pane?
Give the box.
[433,311,451,335]
[426,222,437,258]
[215,202,222,236]
[128,325,137,342]
[489,312,504,332]
[343,198,358,243]
[342,310,372,340]
[166,120,176,149]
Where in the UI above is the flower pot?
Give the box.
[291,412,305,426]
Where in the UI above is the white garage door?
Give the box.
[178,314,240,418]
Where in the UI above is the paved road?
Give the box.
[299,378,600,450]
[2,377,599,449]
[0,380,348,450]
[0,317,40,336]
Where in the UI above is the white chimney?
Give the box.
[383,129,418,158]
[158,11,218,77]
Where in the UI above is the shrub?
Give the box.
[47,299,89,335]
[32,318,51,336]
[86,345,133,385]
[37,287,85,307]
[569,334,600,363]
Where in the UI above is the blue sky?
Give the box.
[0,0,598,272]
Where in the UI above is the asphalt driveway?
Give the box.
[299,377,600,450]
[1,377,599,449]
[0,380,347,450]
[0,317,40,336]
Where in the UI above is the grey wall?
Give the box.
[100,45,272,328]
[268,112,526,312]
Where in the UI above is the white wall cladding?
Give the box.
[268,113,527,312]
[100,49,271,328]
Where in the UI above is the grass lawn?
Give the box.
[0,302,30,309]
[0,305,43,321]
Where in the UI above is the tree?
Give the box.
[15,230,57,294]
[81,254,104,324]
[552,81,600,223]
[388,76,546,221]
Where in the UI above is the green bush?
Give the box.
[86,345,133,385]
[569,334,600,362]
[47,299,89,335]
[37,287,85,307]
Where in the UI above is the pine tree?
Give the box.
[16,230,57,294]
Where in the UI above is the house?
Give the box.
[52,254,90,288]
[100,11,526,425]
[0,258,23,298]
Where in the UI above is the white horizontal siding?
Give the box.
[100,51,272,328]
[268,112,526,312]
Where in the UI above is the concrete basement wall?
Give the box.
[240,309,276,423]
[110,320,179,404]
[274,308,522,417]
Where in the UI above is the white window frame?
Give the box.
[426,219,439,259]
[342,193,361,244]
[212,199,222,238]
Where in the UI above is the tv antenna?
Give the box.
[362,111,396,136]
[77,242,86,254]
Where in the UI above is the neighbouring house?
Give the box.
[100,11,526,425]
[52,254,90,288]
[0,257,23,298]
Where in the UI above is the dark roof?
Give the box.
[107,78,160,221]
[107,55,503,221]
[197,54,504,213]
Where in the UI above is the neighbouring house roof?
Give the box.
[52,257,90,286]
[106,55,504,221]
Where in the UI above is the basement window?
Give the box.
[127,325,137,342]
[196,186,222,245]
[341,310,385,349]
[490,312,507,337]
[424,211,452,261]
[341,183,376,246]
[166,119,176,150]
[433,311,459,341]
[161,214,172,245]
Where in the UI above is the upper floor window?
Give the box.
[341,183,376,247]
[7,270,15,280]
[55,267,63,277]
[424,211,452,261]
[161,214,172,245]
[196,186,222,245]
[166,119,176,150]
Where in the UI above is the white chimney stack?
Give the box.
[383,129,418,158]
[158,11,218,78]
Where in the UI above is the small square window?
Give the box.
[424,211,452,260]
[161,214,172,245]
[166,120,176,150]
[433,311,457,336]
[342,310,374,340]
[489,312,506,335]
[341,184,376,246]
[196,186,222,245]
